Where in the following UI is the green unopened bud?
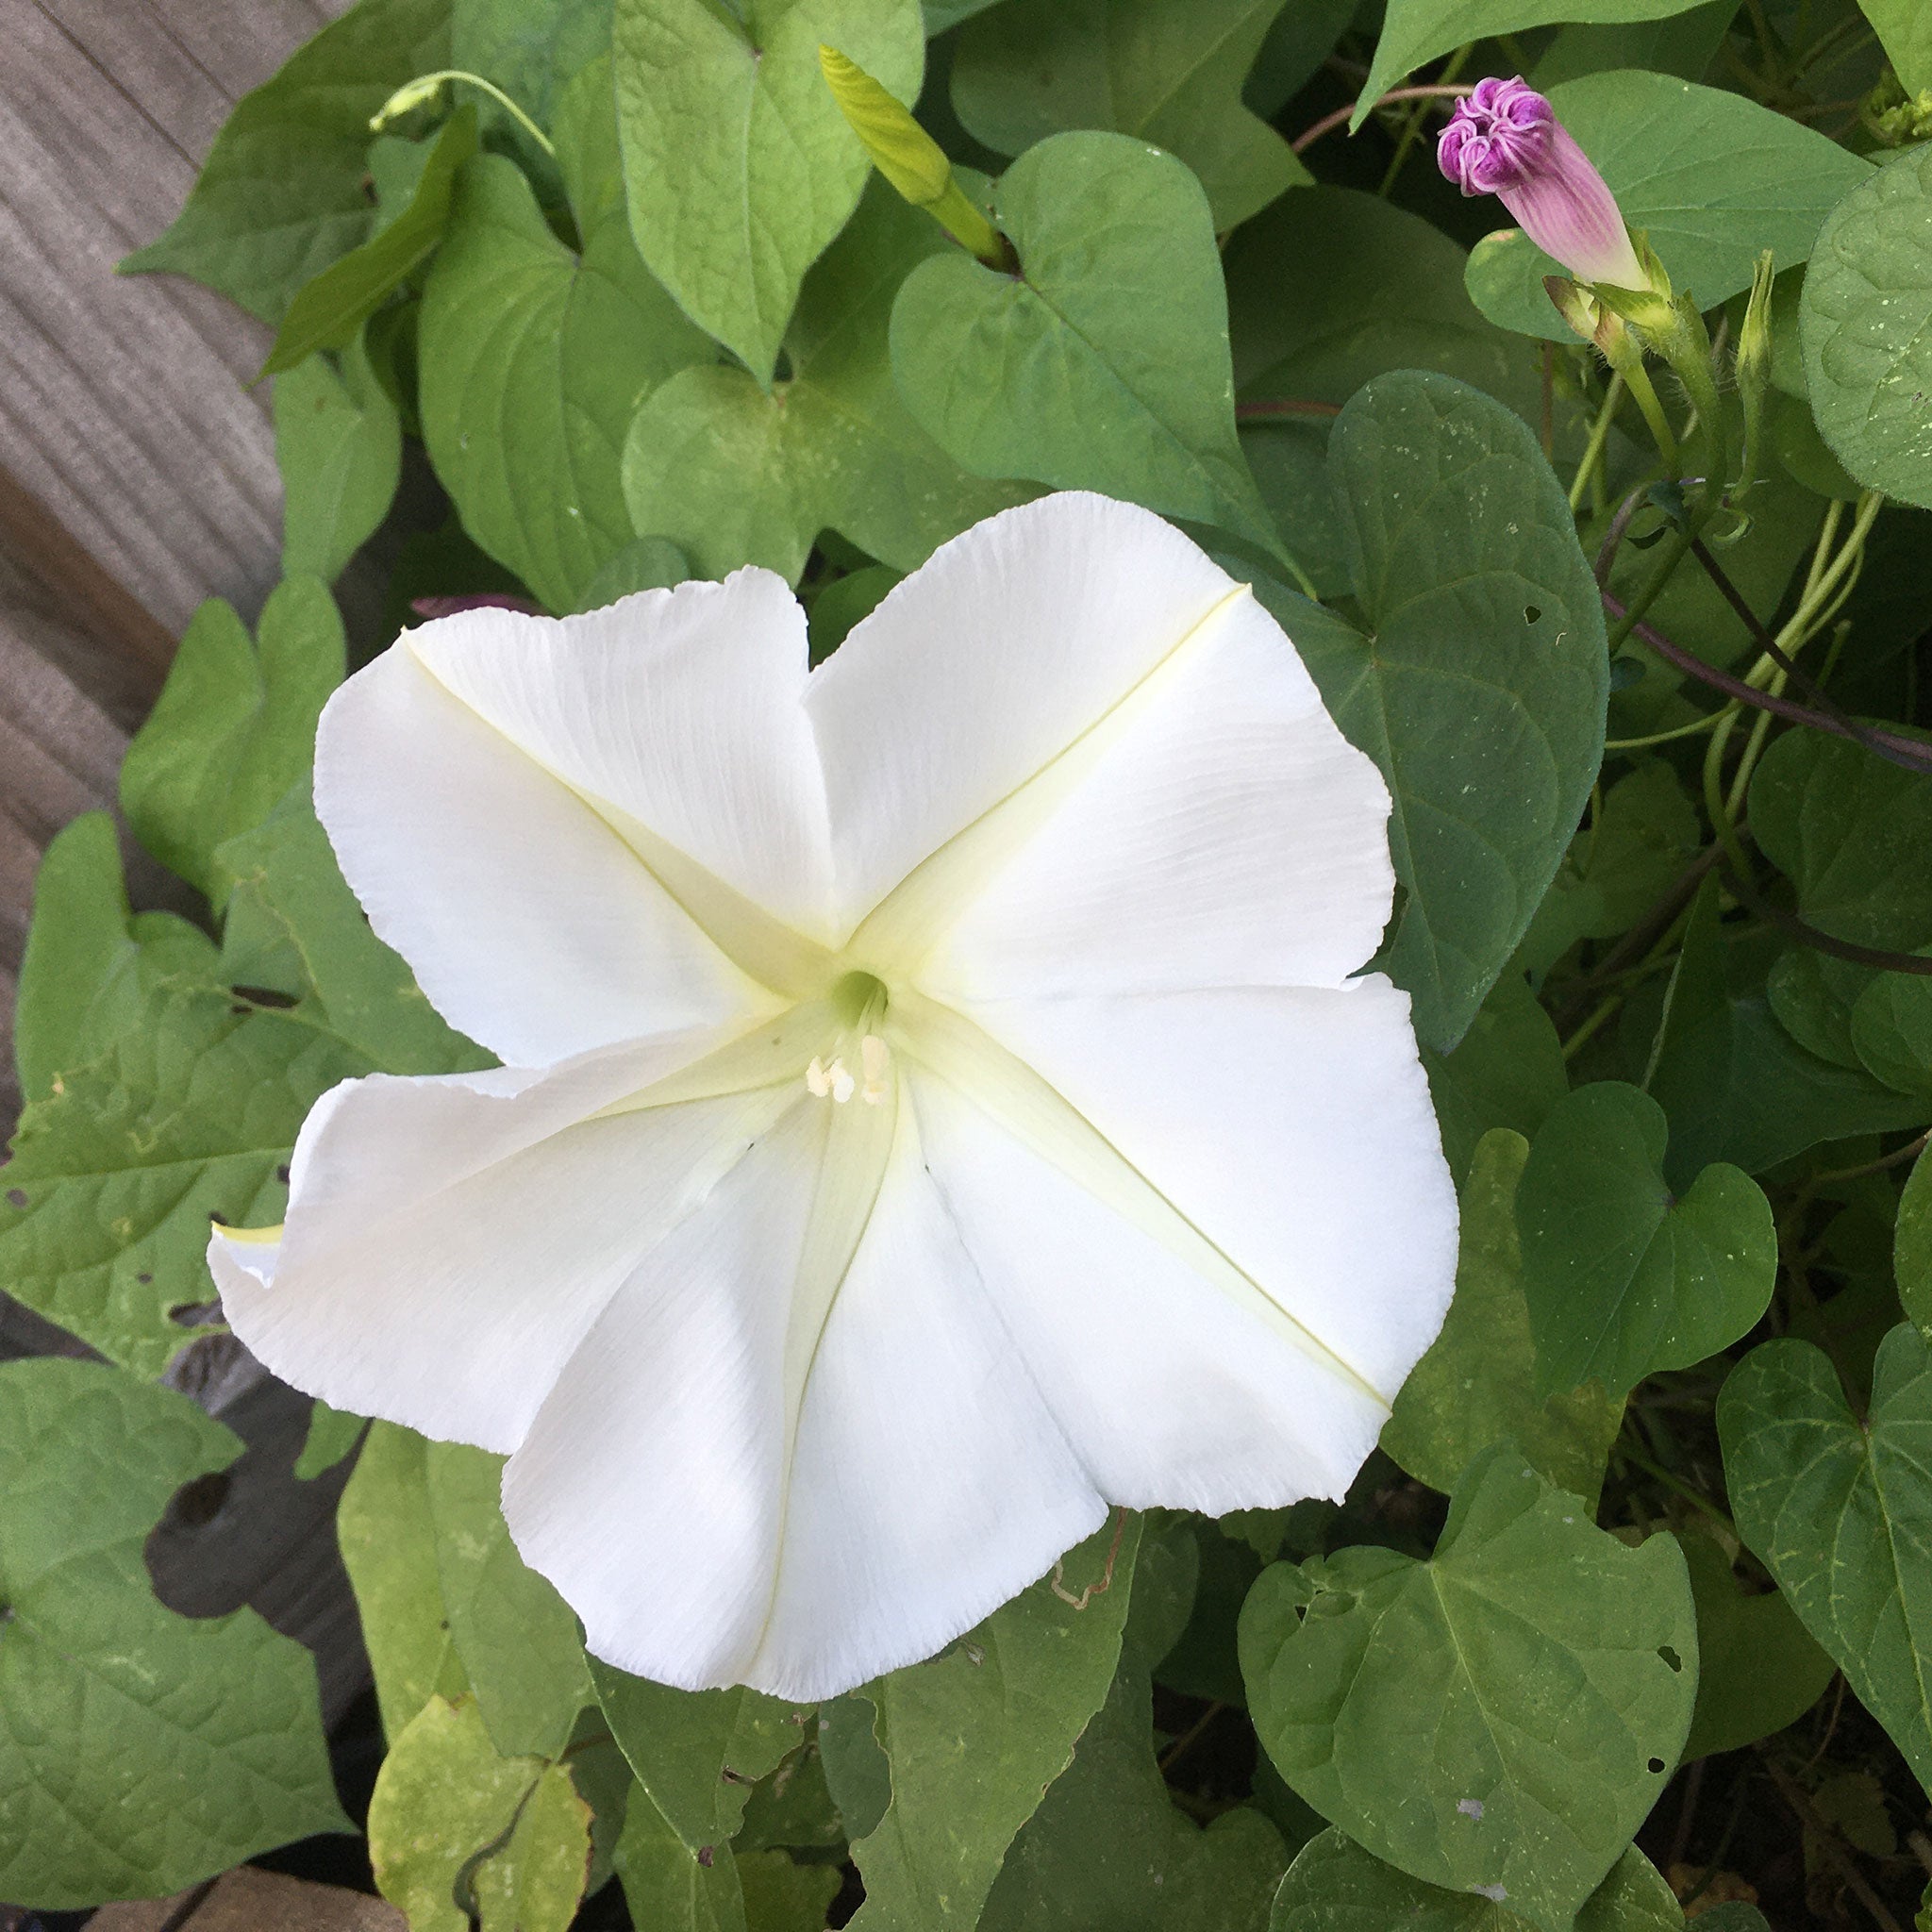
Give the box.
[819,45,1011,270]
[1732,249,1775,504]
[1859,73,1932,147]
[372,74,448,131]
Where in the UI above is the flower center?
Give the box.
[806,970,893,1105]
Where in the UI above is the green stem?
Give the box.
[373,70,556,155]
[1618,1444,1739,1538]
[1568,373,1625,512]
[1618,358,1679,480]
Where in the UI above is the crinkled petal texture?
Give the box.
[215,491,1457,1703]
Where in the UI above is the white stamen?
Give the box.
[828,1058,856,1104]
[806,1057,831,1098]
[860,1033,891,1105]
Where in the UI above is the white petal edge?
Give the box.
[212,1025,791,1452]
[315,641,780,1066]
[806,492,1250,937]
[949,980,1458,1405]
[503,1089,1104,1701]
[916,579,1394,999]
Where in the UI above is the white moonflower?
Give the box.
[209,492,1457,1702]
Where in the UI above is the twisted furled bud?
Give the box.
[1439,77,1643,291]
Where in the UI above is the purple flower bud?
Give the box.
[1439,76,1644,291]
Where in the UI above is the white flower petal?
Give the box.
[907,1072,1387,1508]
[947,981,1457,1405]
[808,492,1248,938]
[316,644,778,1065]
[502,1091,1104,1700]
[213,1028,790,1452]
[917,584,1393,999]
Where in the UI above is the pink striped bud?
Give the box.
[1439,77,1644,291]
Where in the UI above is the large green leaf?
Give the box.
[612,0,924,378]
[1384,1130,1624,1506]
[1530,3,1740,87]
[1674,1530,1835,1760]
[1255,371,1607,1051]
[624,180,1025,580]
[1359,0,1707,115]
[1241,1446,1696,1932]
[1421,976,1568,1189]
[950,0,1307,231]
[612,1786,752,1931]
[0,1359,347,1907]
[420,146,710,613]
[425,1442,593,1759]
[1719,1324,1932,1787]
[891,131,1280,557]
[1858,0,1932,92]
[454,0,615,123]
[0,984,365,1375]
[260,106,478,377]
[121,0,452,322]
[979,1632,1287,1930]
[1465,73,1873,342]
[1271,1830,1685,1932]
[1800,145,1932,511]
[11,815,217,1106]
[275,332,404,583]
[217,786,488,1077]
[369,1694,591,1932]
[338,1422,472,1740]
[847,1514,1142,1931]
[1517,1082,1777,1401]
[1902,1148,1932,1338]
[1646,880,1931,1180]
[119,576,344,906]
[593,1665,808,1855]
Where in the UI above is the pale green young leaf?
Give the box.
[1719,1324,1932,1787]
[0,1360,347,1907]
[1901,1148,1932,1338]
[612,0,924,379]
[1358,0,1708,118]
[1800,145,1932,510]
[338,1422,471,1740]
[121,0,452,322]
[593,1664,808,1854]
[1857,0,1932,94]
[1517,1083,1777,1401]
[368,1695,590,1932]
[0,984,364,1375]
[1421,975,1568,1188]
[472,1760,597,1932]
[1271,1830,1685,1932]
[1464,74,1872,341]
[950,0,1307,231]
[420,151,710,612]
[294,1400,366,1479]
[1241,1447,1695,1932]
[217,785,488,1076]
[846,1514,1143,1931]
[119,576,345,906]
[1674,1530,1835,1761]
[425,1441,593,1760]
[260,106,478,377]
[275,332,404,583]
[1384,1130,1624,1506]
[1257,371,1607,1052]
[625,179,1027,580]
[12,814,217,1105]
[891,131,1281,557]
[613,1786,749,1932]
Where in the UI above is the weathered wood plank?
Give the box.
[87,1866,406,1932]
